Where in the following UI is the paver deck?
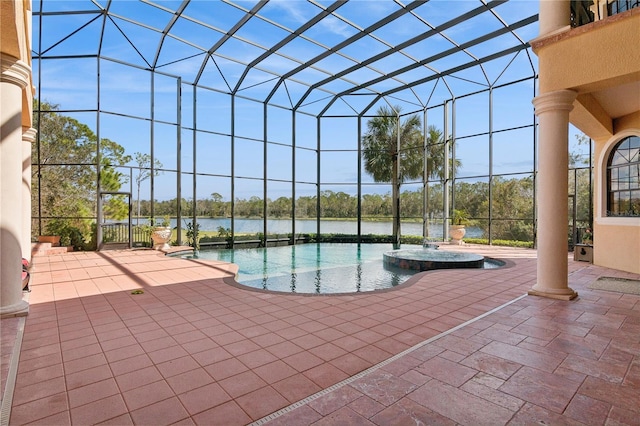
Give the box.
[1,244,638,425]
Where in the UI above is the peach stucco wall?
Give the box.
[594,125,640,275]
[593,223,640,274]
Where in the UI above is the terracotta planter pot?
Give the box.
[38,235,61,247]
[151,227,171,251]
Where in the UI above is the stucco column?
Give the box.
[23,127,36,262]
[539,0,571,36]
[1,55,30,318]
[529,90,578,301]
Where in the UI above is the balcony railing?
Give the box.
[608,0,640,15]
[571,0,595,27]
[571,0,639,27]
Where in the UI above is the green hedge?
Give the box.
[195,232,533,249]
[463,238,534,248]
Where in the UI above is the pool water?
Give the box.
[191,243,418,294]
[187,243,503,294]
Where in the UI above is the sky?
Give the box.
[32,0,592,202]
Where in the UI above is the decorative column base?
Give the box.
[528,286,577,301]
[0,299,29,318]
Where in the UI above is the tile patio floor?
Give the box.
[1,244,639,425]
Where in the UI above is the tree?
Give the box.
[362,105,424,248]
[454,181,488,221]
[422,125,462,179]
[101,140,131,221]
[32,100,131,246]
[295,195,317,218]
[569,133,592,167]
[320,191,357,218]
[569,133,594,236]
[134,152,163,225]
[487,177,535,241]
[211,192,224,217]
[268,196,291,218]
[400,189,422,219]
[362,193,389,217]
[424,125,466,238]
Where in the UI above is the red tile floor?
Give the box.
[1,244,639,425]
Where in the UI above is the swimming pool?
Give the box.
[187,243,502,294]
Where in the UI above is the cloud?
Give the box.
[269,0,309,24]
[317,15,352,38]
[270,0,351,37]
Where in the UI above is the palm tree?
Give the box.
[425,125,444,179]
[422,125,463,237]
[134,152,163,225]
[362,105,423,248]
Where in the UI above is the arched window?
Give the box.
[607,135,640,217]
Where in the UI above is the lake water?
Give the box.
[169,218,484,239]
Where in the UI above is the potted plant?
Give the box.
[582,228,593,245]
[39,219,65,247]
[150,216,172,250]
[449,209,469,245]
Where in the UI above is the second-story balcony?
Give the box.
[534,1,640,141]
[572,0,640,27]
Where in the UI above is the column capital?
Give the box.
[1,55,30,88]
[533,90,577,116]
[22,127,37,143]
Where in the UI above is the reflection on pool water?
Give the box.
[186,243,503,294]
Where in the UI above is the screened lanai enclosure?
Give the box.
[32,0,593,250]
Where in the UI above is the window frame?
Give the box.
[606,135,640,217]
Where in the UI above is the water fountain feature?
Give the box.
[383,243,486,271]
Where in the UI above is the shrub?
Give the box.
[185,222,200,250]
[45,219,90,250]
